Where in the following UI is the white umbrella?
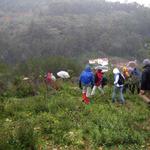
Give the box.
[57,71,70,79]
[23,77,29,81]
[127,61,137,68]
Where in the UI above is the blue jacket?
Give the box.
[79,66,94,86]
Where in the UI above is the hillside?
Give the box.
[0,0,150,63]
[0,81,150,149]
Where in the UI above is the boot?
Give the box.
[84,97,90,104]
[82,93,86,101]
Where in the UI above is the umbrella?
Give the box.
[57,71,70,79]
[95,66,102,70]
[127,61,137,68]
[23,77,29,81]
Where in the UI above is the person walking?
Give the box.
[79,65,94,104]
[130,67,141,94]
[91,69,104,96]
[122,66,130,93]
[140,59,150,95]
[112,68,125,104]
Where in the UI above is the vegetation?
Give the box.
[0,0,150,149]
[0,66,150,149]
[0,0,150,63]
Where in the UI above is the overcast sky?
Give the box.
[106,0,150,7]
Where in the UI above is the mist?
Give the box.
[0,0,150,63]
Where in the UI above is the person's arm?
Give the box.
[79,80,82,89]
[114,74,119,85]
[94,74,98,84]
[141,71,147,91]
[91,73,94,87]
[79,75,82,89]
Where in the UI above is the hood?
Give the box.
[143,59,150,66]
[113,68,120,74]
[85,65,91,72]
[97,69,102,73]
[143,64,150,70]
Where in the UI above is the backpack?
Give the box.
[118,73,125,85]
[102,76,107,86]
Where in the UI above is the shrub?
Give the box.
[15,81,36,98]
[15,120,37,149]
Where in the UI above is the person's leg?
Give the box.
[136,81,140,94]
[84,86,91,104]
[91,85,97,96]
[82,86,90,104]
[98,85,104,94]
[112,86,117,103]
[82,86,86,101]
[120,87,125,104]
[86,86,91,98]
[132,83,135,94]
[123,83,128,93]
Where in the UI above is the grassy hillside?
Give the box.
[0,81,150,149]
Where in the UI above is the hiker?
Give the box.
[45,72,57,90]
[122,66,130,79]
[79,65,94,104]
[45,72,56,83]
[122,66,130,93]
[140,59,150,95]
[112,68,125,104]
[91,69,104,96]
[130,67,141,94]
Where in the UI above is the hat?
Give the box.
[143,59,150,66]
[113,68,120,74]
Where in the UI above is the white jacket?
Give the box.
[114,73,124,87]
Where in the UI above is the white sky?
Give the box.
[106,0,150,7]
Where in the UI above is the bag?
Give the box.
[102,76,107,86]
[118,73,125,85]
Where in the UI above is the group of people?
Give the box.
[79,59,150,105]
[79,65,106,104]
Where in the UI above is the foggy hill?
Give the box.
[0,0,150,63]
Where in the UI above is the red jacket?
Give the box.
[45,72,52,83]
[94,70,103,86]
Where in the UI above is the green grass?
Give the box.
[0,82,150,150]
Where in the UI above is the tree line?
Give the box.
[0,0,150,64]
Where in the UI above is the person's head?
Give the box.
[113,68,120,74]
[122,66,127,72]
[85,64,91,72]
[143,59,150,66]
[47,72,51,75]
[97,69,102,73]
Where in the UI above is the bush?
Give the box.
[14,56,82,77]
[14,80,36,98]
[15,120,37,149]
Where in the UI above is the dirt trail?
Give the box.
[139,94,150,104]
